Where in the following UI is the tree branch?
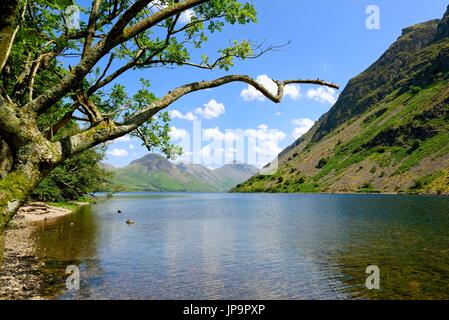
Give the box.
[87,50,144,95]
[142,43,284,70]
[82,0,103,59]
[26,0,209,115]
[64,74,339,157]
[0,0,26,73]
[28,57,42,102]
[43,105,78,140]
[116,0,208,44]
[75,92,103,123]
[88,53,115,95]
[124,75,339,127]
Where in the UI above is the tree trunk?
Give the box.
[0,138,12,178]
[0,137,62,233]
[0,158,49,232]
[0,0,23,73]
[0,168,41,233]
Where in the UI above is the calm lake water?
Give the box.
[33,193,449,300]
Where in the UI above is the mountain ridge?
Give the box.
[233,7,449,195]
[104,154,259,192]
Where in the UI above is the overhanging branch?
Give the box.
[123,75,339,127]
[65,74,339,157]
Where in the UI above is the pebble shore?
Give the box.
[0,203,75,300]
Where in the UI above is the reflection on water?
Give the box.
[33,193,449,300]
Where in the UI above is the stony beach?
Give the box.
[0,203,80,300]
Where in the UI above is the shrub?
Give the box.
[407,140,421,154]
[361,182,374,189]
[410,85,422,94]
[316,158,328,169]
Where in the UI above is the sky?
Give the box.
[87,0,449,168]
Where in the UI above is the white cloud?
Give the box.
[291,118,315,139]
[169,110,198,121]
[174,125,287,168]
[114,135,131,142]
[275,112,282,116]
[284,84,301,100]
[195,99,225,119]
[202,126,286,144]
[203,127,240,142]
[179,8,195,24]
[254,141,283,158]
[108,148,128,157]
[152,2,194,24]
[245,128,286,142]
[240,75,301,102]
[169,126,188,141]
[307,87,338,105]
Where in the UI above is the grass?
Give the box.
[395,132,449,175]
[233,34,449,195]
[234,81,449,194]
[48,195,98,211]
[48,201,82,211]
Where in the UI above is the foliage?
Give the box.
[1,0,262,159]
[316,158,328,169]
[32,147,112,202]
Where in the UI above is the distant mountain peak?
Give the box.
[131,153,167,163]
[108,153,259,192]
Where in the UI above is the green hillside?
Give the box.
[106,154,259,192]
[233,7,449,195]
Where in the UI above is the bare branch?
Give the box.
[124,75,339,127]
[64,74,339,157]
[89,53,115,94]
[28,58,42,102]
[87,50,144,95]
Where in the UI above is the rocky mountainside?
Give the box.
[233,7,449,194]
[106,154,258,192]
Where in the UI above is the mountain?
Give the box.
[233,7,449,195]
[106,154,258,192]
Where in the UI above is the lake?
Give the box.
[33,193,449,300]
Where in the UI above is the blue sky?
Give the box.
[98,0,448,168]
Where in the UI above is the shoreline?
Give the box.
[0,202,87,300]
[229,190,449,196]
